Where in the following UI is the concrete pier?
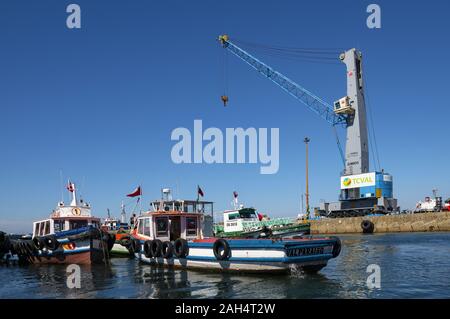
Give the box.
[310,211,450,234]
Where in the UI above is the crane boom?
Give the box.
[219,35,346,126]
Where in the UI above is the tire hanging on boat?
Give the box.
[161,241,173,258]
[332,237,341,258]
[150,239,163,258]
[44,235,59,251]
[213,239,231,261]
[143,240,153,258]
[33,237,46,250]
[173,238,189,258]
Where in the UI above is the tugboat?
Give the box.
[8,181,114,265]
[130,189,341,274]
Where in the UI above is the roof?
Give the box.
[151,199,213,205]
[139,210,203,217]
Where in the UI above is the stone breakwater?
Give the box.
[310,211,450,234]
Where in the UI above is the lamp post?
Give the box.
[304,137,310,219]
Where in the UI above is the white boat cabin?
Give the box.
[135,199,214,241]
[32,187,100,238]
[222,207,259,233]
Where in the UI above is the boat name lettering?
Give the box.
[286,246,324,257]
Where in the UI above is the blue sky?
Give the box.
[1,0,449,233]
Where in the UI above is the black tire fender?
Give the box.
[173,238,189,258]
[143,240,153,258]
[33,237,46,250]
[44,235,59,251]
[213,239,231,261]
[151,239,163,258]
[361,220,375,234]
[331,237,342,258]
[161,241,173,259]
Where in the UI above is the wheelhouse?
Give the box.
[32,217,101,238]
[135,200,214,241]
[32,196,100,238]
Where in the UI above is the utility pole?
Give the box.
[304,137,310,218]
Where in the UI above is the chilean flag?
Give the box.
[127,186,142,197]
[66,181,75,193]
[197,185,204,197]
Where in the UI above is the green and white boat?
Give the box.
[213,207,310,239]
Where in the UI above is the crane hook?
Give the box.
[221,95,229,107]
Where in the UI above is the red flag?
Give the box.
[127,186,142,197]
[66,181,75,193]
[257,213,264,221]
[197,185,204,197]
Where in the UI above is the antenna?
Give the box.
[432,189,439,198]
[59,170,64,203]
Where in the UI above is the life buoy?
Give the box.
[151,239,163,258]
[361,220,375,234]
[143,240,153,258]
[213,239,231,261]
[44,235,60,251]
[173,238,189,258]
[331,237,342,258]
[161,241,173,258]
[72,207,81,216]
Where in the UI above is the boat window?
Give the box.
[144,218,151,236]
[155,217,168,237]
[227,213,240,220]
[54,220,64,232]
[186,217,197,236]
[138,219,144,235]
[34,223,39,237]
[44,220,50,235]
[91,221,100,229]
[69,220,88,230]
[239,209,257,219]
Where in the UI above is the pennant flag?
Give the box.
[127,186,142,197]
[233,191,238,198]
[66,181,75,193]
[197,185,204,197]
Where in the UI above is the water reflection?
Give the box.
[2,233,450,298]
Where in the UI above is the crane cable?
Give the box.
[232,38,344,65]
[221,47,229,106]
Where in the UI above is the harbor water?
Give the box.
[1,232,450,299]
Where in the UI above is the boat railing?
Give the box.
[242,217,297,232]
